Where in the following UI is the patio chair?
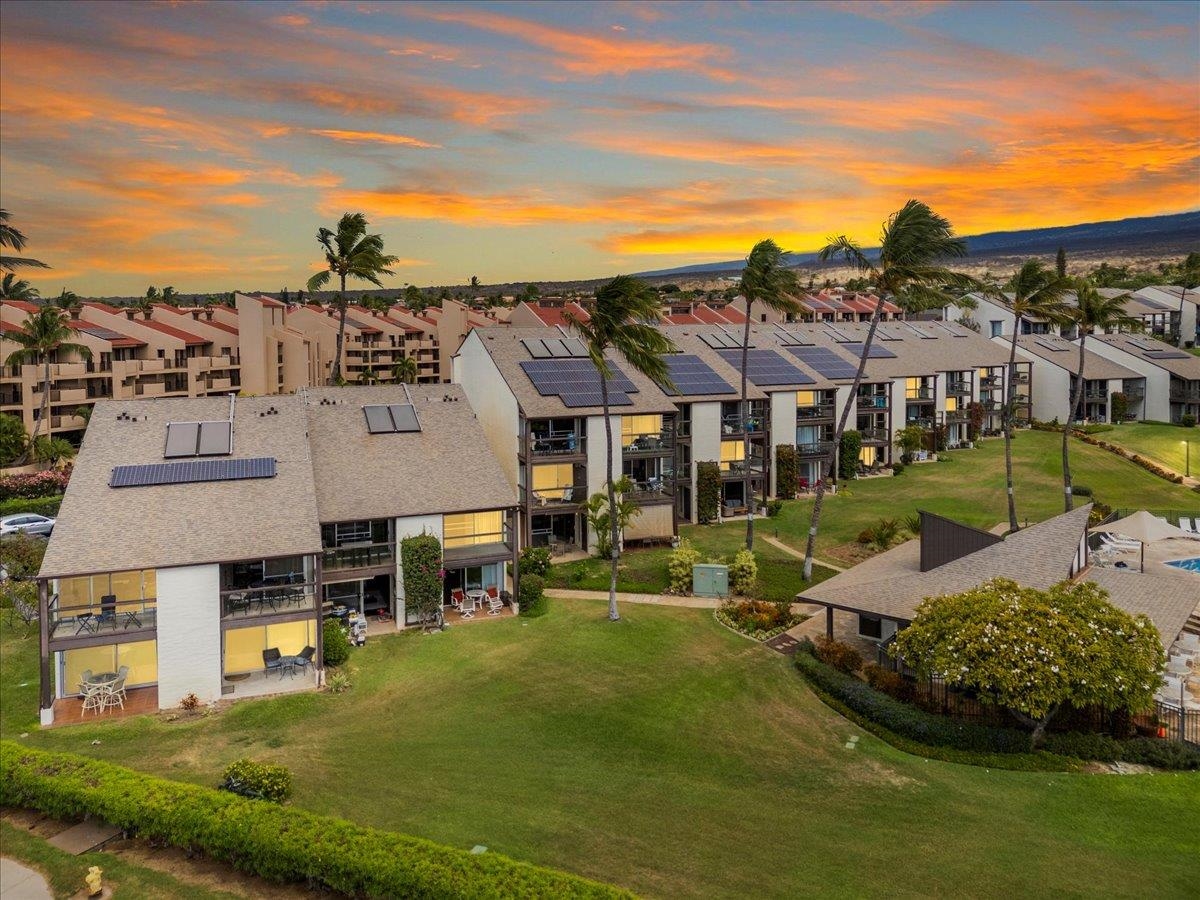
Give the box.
[459,596,476,619]
[81,684,106,718]
[295,646,316,673]
[98,594,118,630]
[262,648,282,677]
[450,589,465,609]
[487,596,504,616]
[112,665,130,703]
[103,674,126,712]
[486,586,499,600]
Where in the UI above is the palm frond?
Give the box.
[741,238,802,315]
[817,236,872,274]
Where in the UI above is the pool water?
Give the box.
[1165,557,1200,573]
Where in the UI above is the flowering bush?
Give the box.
[0,467,71,501]
[717,599,798,640]
[400,533,443,622]
[667,539,702,593]
[728,548,757,596]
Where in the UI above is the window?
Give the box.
[321,520,389,547]
[621,414,663,446]
[532,463,575,500]
[989,320,1002,337]
[719,439,745,472]
[62,639,157,694]
[224,621,315,676]
[56,570,156,614]
[858,615,883,639]
[796,390,816,407]
[945,396,957,412]
[443,510,505,548]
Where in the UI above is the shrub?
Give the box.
[1109,392,1128,423]
[775,444,798,498]
[838,431,862,481]
[179,693,201,712]
[1072,484,1093,497]
[1183,414,1197,428]
[518,573,548,617]
[0,495,62,519]
[667,539,702,593]
[858,518,900,551]
[1041,732,1200,770]
[890,462,905,475]
[728,548,757,596]
[813,636,864,674]
[327,671,352,694]
[903,512,921,536]
[716,599,797,640]
[518,546,552,578]
[696,461,720,523]
[765,498,784,517]
[0,468,71,501]
[219,759,294,804]
[0,743,626,897]
[0,532,46,579]
[401,533,443,622]
[322,619,351,667]
[862,663,912,701]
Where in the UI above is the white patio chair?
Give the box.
[487,596,504,616]
[100,681,124,712]
[1099,535,1139,551]
[80,683,105,718]
[459,597,476,619]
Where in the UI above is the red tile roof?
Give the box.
[134,318,210,345]
[1,300,39,313]
[664,312,703,325]
[713,304,746,323]
[691,305,733,325]
[154,304,240,335]
[251,294,285,308]
[84,301,124,314]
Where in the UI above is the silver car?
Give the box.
[0,513,56,537]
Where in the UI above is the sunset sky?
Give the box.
[2,0,1197,296]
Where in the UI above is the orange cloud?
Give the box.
[308,129,441,148]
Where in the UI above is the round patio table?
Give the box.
[85,672,118,685]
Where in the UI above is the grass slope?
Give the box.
[3,605,1196,899]
[1087,423,1200,479]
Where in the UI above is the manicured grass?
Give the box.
[2,606,1195,898]
[768,429,1200,555]
[1087,422,1200,477]
[546,523,836,601]
[0,820,241,900]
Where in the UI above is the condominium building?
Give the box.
[1085,334,1200,423]
[1008,334,1146,423]
[34,385,516,725]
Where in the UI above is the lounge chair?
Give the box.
[459,596,476,619]
[263,648,283,677]
[1098,535,1139,551]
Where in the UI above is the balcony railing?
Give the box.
[946,380,972,395]
[48,597,157,641]
[1011,372,1030,385]
[1083,390,1107,402]
[906,416,935,429]
[721,457,765,475]
[221,585,317,619]
[943,409,972,423]
[627,484,672,502]
[623,432,673,454]
[531,485,587,506]
[1170,386,1200,403]
[322,542,395,571]
[858,427,889,443]
[529,432,584,456]
[905,387,935,401]
[797,403,836,422]
[980,375,1002,388]
[797,441,834,457]
[721,414,765,434]
[857,394,889,409]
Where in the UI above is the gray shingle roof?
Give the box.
[1090,333,1200,379]
[39,396,322,579]
[1085,570,1198,651]
[1014,335,1141,380]
[303,384,516,523]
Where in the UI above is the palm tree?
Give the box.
[0,209,49,272]
[392,355,418,384]
[357,366,379,385]
[567,275,676,621]
[161,285,178,305]
[1061,279,1139,511]
[737,239,801,550]
[31,435,75,466]
[53,289,82,317]
[469,275,480,290]
[4,306,91,461]
[1,273,40,300]
[130,294,154,318]
[991,260,1070,530]
[306,212,399,384]
[802,200,976,580]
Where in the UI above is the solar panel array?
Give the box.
[716,348,815,386]
[522,337,587,359]
[1144,349,1190,360]
[76,324,128,341]
[659,354,736,396]
[520,359,638,407]
[164,421,233,458]
[363,403,421,433]
[700,331,745,350]
[111,457,276,489]
[785,345,859,379]
[1136,296,1170,310]
[1035,338,1068,352]
[840,342,897,359]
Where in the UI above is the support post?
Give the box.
[38,579,52,722]
[312,553,325,686]
[825,605,834,640]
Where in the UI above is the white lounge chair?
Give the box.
[1099,534,1140,551]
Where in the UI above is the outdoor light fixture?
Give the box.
[1184,439,1193,478]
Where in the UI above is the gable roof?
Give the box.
[1013,335,1140,380]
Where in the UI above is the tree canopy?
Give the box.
[892,577,1165,742]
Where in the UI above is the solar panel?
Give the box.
[841,342,897,359]
[786,346,859,379]
[659,354,736,396]
[519,359,638,407]
[716,348,815,386]
[388,403,421,432]
[77,324,128,341]
[164,422,199,458]
[1144,349,1190,360]
[522,339,551,358]
[824,325,852,342]
[110,457,276,488]
[197,420,233,455]
[1035,339,1067,352]
[561,337,587,357]
[364,404,421,433]
[364,405,394,433]
[543,338,570,358]
[164,420,232,457]
[700,331,744,350]
[1136,297,1170,310]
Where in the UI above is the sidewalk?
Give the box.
[545,589,720,609]
[761,535,847,572]
[0,859,52,900]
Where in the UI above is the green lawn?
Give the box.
[3,605,1196,898]
[1085,422,1200,478]
[546,525,836,601]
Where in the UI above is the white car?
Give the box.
[0,513,56,537]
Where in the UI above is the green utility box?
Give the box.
[692,563,729,598]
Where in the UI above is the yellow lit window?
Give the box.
[62,640,157,694]
[979,367,990,378]
[621,414,663,446]
[532,464,573,500]
[117,640,158,687]
[443,510,505,548]
[945,396,957,412]
[796,391,816,407]
[859,446,879,466]
[719,440,745,472]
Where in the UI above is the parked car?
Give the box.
[0,513,55,537]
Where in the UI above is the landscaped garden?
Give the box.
[2,601,1196,898]
[1078,422,1200,478]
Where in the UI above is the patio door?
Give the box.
[59,640,157,697]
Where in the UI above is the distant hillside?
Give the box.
[634,211,1200,278]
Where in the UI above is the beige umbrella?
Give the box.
[1089,510,1191,572]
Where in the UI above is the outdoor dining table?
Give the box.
[278,656,303,678]
[85,672,118,686]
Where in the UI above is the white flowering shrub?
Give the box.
[892,578,1166,744]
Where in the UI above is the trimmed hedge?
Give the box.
[0,495,63,518]
[1042,732,1200,770]
[0,742,630,899]
[219,758,294,803]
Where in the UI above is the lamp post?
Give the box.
[1184,439,1192,478]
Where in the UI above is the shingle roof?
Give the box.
[39,396,322,579]
[1085,570,1198,651]
[1014,335,1141,380]
[302,384,516,523]
[1090,333,1200,379]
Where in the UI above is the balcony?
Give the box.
[1083,389,1108,402]
[48,597,157,643]
[905,386,935,402]
[857,394,889,409]
[47,387,88,404]
[321,542,395,572]
[946,380,972,396]
[720,414,765,434]
[627,484,672,503]
[797,403,836,422]
[797,441,835,457]
[221,584,317,619]
[906,416,936,429]
[531,485,587,507]
[1011,372,1030,385]
[858,427,889,444]
[1169,385,1200,403]
[943,409,972,423]
[980,375,1002,389]
[623,431,673,456]
[721,457,766,477]
[529,432,584,457]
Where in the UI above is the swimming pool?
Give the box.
[1165,557,1200,573]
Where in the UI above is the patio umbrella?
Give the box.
[1089,510,1191,572]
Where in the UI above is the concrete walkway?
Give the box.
[0,858,52,900]
[546,589,720,609]
[761,535,847,572]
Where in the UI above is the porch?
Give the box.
[222,666,319,700]
[50,686,158,725]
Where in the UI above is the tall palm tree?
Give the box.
[567,275,676,621]
[1061,279,1139,511]
[0,209,49,272]
[306,212,399,384]
[991,260,1070,529]
[1,273,40,300]
[161,285,178,305]
[802,200,975,580]
[4,306,91,462]
[53,288,82,317]
[392,355,418,384]
[737,239,801,550]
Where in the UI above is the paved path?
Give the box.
[761,536,847,572]
[0,858,52,900]
[545,589,720,609]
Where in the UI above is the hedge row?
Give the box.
[1030,422,1191,485]
[794,646,1200,770]
[0,495,63,518]
[0,469,70,501]
[0,742,630,899]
